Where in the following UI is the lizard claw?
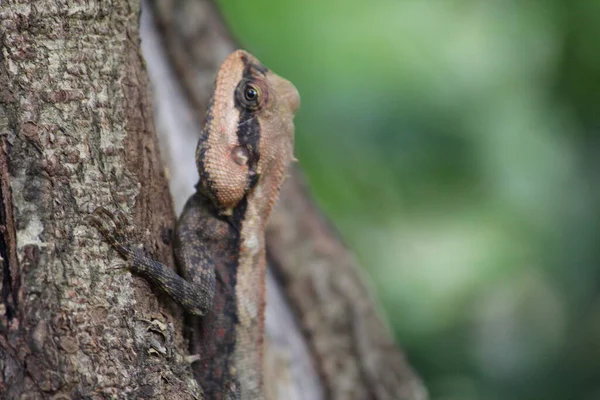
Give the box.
[109,208,134,238]
[106,261,130,273]
[87,207,136,258]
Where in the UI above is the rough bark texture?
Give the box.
[0,1,200,398]
[142,1,428,399]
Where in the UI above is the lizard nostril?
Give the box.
[231,146,249,166]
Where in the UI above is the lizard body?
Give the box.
[91,50,299,399]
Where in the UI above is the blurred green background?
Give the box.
[218,1,600,399]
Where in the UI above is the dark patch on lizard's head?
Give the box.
[195,50,300,217]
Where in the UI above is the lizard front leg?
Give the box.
[88,206,213,316]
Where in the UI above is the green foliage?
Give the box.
[219,1,600,398]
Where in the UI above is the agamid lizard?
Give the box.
[89,50,300,399]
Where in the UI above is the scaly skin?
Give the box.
[90,50,300,399]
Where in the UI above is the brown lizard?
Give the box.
[89,50,300,399]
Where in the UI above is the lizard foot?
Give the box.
[87,207,137,259]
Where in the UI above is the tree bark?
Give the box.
[0,1,200,398]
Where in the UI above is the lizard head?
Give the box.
[196,50,300,215]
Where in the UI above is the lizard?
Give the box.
[89,49,300,399]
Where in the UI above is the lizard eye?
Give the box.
[236,79,264,110]
[244,86,258,102]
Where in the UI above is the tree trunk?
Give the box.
[0,0,428,399]
[0,1,200,398]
